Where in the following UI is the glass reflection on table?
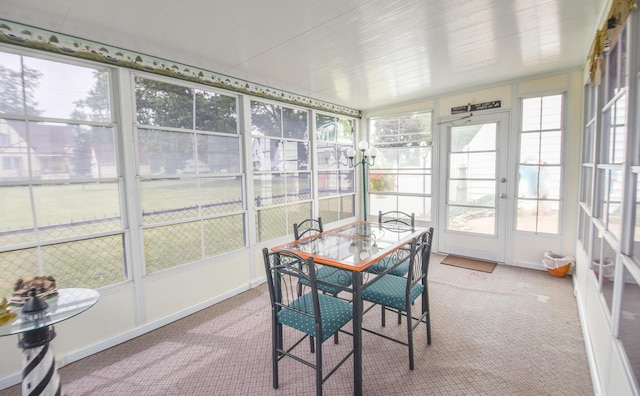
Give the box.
[0,288,100,337]
[275,221,421,271]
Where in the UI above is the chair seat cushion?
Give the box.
[300,266,352,294]
[365,257,410,277]
[278,293,353,341]
[362,274,424,311]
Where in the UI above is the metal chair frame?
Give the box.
[378,210,415,227]
[361,227,434,370]
[263,248,354,396]
[293,217,323,240]
[292,217,351,348]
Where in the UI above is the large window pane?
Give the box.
[254,175,286,206]
[1,120,116,180]
[144,222,203,273]
[197,134,241,174]
[136,77,243,269]
[138,129,194,175]
[200,177,243,216]
[195,90,237,133]
[23,57,111,121]
[369,112,432,221]
[315,113,356,222]
[34,183,121,239]
[251,101,281,137]
[517,95,564,233]
[0,248,39,297]
[136,78,193,129]
[203,214,244,256]
[283,107,308,140]
[0,51,127,292]
[44,235,126,288]
[0,186,34,246]
[0,52,27,116]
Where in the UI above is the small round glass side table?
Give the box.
[0,288,100,396]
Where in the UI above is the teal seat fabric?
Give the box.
[366,257,410,277]
[362,274,424,311]
[300,266,352,294]
[278,293,353,342]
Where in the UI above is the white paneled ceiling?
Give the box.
[0,0,605,111]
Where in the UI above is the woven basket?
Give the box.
[547,263,571,278]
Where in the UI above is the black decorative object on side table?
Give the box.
[0,287,100,396]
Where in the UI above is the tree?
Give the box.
[372,113,431,148]
[0,64,43,116]
[70,71,111,177]
[134,78,239,174]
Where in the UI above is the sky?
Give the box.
[1,51,102,119]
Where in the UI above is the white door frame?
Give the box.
[436,111,512,263]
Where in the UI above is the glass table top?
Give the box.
[273,221,425,271]
[0,288,100,337]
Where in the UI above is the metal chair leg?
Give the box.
[406,304,414,370]
[273,323,281,389]
[315,336,323,396]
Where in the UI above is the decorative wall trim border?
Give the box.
[0,19,361,118]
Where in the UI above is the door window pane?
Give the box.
[448,206,495,235]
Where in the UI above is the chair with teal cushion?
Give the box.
[293,217,352,348]
[263,248,354,396]
[294,218,352,295]
[362,227,434,370]
[366,211,415,276]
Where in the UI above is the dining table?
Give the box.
[271,220,425,396]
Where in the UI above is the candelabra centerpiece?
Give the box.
[346,140,378,220]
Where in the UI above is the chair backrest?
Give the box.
[378,210,415,227]
[262,248,322,334]
[293,217,323,240]
[407,227,434,288]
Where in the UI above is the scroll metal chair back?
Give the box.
[361,227,434,370]
[293,217,323,240]
[262,248,354,396]
[292,217,351,296]
[378,210,415,227]
[367,211,416,277]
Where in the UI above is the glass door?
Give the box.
[438,112,510,262]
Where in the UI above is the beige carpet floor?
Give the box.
[0,254,593,395]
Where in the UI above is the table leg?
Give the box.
[352,271,363,396]
[19,326,61,396]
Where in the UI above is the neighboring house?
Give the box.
[0,119,41,179]
[0,119,118,180]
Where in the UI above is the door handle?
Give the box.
[500,193,507,199]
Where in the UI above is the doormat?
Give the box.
[441,255,497,273]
